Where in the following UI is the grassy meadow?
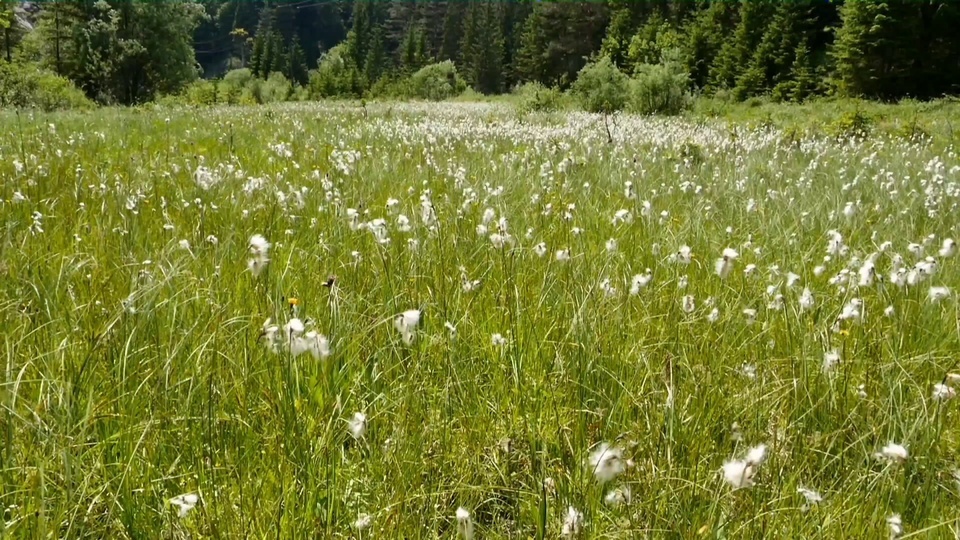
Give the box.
[2,100,960,538]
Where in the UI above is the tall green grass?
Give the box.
[1,102,959,538]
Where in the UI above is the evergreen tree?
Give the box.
[709,1,775,91]
[287,35,308,84]
[439,1,464,62]
[268,31,286,77]
[400,22,425,73]
[683,2,737,89]
[362,25,386,85]
[460,1,503,94]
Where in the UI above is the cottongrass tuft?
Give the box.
[875,442,908,463]
[348,412,367,440]
[887,514,903,539]
[797,486,823,511]
[560,505,583,538]
[394,309,422,345]
[932,382,956,402]
[354,513,372,530]
[169,493,199,518]
[604,485,632,507]
[456,507,474,540]
[588,442,625,483]
[722,444,767,489]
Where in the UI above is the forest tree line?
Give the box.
[3,0,960,105]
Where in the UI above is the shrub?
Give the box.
[570,57,630,114]
[261,72,292,103]
[516,82,564,113]
[223,68,254,88]
[828,109,873,139]
[184,80,218,106]
[627,62,691,116]
[367,73,413,99]
[309,45,362,99]
[216,79,242,104]
[408,61,466,101]
[0,61,93,111]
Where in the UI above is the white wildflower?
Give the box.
[887,514,903,539]
[722,444,767,489]
[561,505,583,538]
[394,309,421,345]
[822,350,841,374]
[932,383,956,402]
[875,442,908,463]
[354,514,372,530]
[715,248,738,278]
[169,493,199,518]
[588,442,625,483]
[799,287,815,311]
[347,412,367,440]
[939,238,956,258]
[456,507,474,540]
[797,486,822,511]
[629,270,652,295]
[604,485,632,507]
[929,286,951,303]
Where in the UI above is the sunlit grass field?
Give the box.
[2,101,960,538]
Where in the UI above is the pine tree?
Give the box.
[832,0,889,98]
[683,2,738,89]
[709,1,774,91]
[363,25,386,85]
[287,35,308,85]
[268,31,287,77]
[439,1,465,62]
[400,22,423,73]
[250,8,274,77]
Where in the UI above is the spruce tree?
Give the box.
[287,35,308,85]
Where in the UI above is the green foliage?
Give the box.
[0,60,93,110]
[308,44,362,99]
[828,108,874,139]
[626,15,683,71]
[515,81,563,113]
[570,57,630,114]
[28,0,203,104]
[408,60,466,101]
[628,62,691,116]
[10,99,960,538]
[184,79,217,106]
[11,0,960,107]
[460,2,504,94]
[260,71,291,103]
[215,68,253,104]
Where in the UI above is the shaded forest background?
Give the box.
[3,0,960,106]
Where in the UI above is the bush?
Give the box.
[828,109,873,139]
[309,44,362,99]
[216,79,242,104]
[261,72,292,103]
[571,57,630,114]
[627,63,691,115]
[0,61,94,111]
[367,73,413,99]
[516,82,564,113]
[408,61,466,101]
[184,80,218,105]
